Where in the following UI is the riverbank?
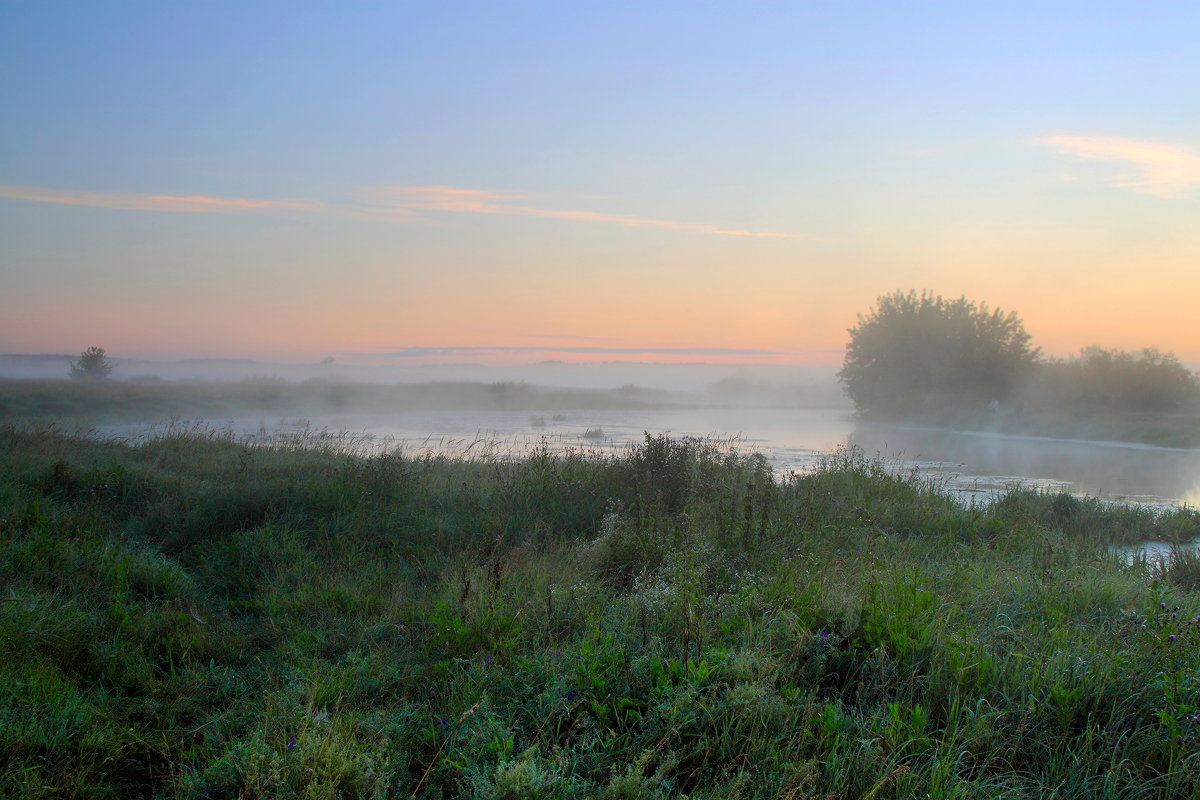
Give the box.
[4,427,1200,797]
[6,376,1194,452]
[0,376,852,429]
[874,406,1200,450]
[0,377,695,425]
[5,377,1198,507]
[991,408,1200,449]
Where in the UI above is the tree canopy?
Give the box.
[839,290,1040,418]
[1034,346,1200,414]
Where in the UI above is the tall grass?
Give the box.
[3,425,1200,798]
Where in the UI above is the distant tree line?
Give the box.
[839,290,1200,420]
[1031,346,1198,414]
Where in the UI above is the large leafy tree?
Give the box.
[839,290,1040,418]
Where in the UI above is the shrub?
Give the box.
[69,347,114,381]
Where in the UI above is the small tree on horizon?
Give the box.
[70,346,114,381]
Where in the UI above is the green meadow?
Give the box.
[0,377,688,426]
[4,424,1200,798]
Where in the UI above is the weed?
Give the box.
[2,426,1199,797]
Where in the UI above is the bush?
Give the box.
[1029,346,1200,414]
[69,347,113,381]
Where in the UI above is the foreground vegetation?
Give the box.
[4,427,1200,798]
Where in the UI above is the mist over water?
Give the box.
[18,345,1196,507]
[847,421,1200,508]
[98,406,1200,508]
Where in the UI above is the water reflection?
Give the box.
[849,422,1200,508]
[1114,539,1200,565]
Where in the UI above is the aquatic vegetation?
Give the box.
[2,425,1200,797]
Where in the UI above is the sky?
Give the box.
[2,1,1199,367]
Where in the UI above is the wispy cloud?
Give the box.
[0,180,821,239]
[379,345,788,358]
[0,184,321,213]
[1035,134,1200,198]
[369,185,820,239]
[523,333,624,345]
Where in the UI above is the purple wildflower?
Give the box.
[286,734,296,750]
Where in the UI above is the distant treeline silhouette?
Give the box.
[839,290,1200,424]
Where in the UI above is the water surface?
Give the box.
[98,407,1200,509]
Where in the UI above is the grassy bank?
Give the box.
[4,427,1200,798]
[0,378,690,427]
[991,409,1200,450]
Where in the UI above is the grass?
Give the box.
[0,377,689,427]
[3,424,1200,798]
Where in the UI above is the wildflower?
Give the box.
[481,652,493,666]
[819,630,830,641]
[286,734,296,750]
[436,717,449,727]
[1170,634,1177,641]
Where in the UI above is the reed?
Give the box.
[3,424,1200,798]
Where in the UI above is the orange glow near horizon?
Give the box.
[5,7,1200,377]
[1,280,849,365]
[4,152,1200,368]
[9,274,1200,368]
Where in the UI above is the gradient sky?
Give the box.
[2,2,1198,365]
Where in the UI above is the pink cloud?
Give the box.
[0,184,321,213]
[372,185,820,239]
[1036,134,1200,198]
[1,181,822,239]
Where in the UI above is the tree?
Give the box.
[70,346,114,381]
[1034,346,1200,413]
[838,290,1040,418]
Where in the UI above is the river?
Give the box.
[100,406,1200,509]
